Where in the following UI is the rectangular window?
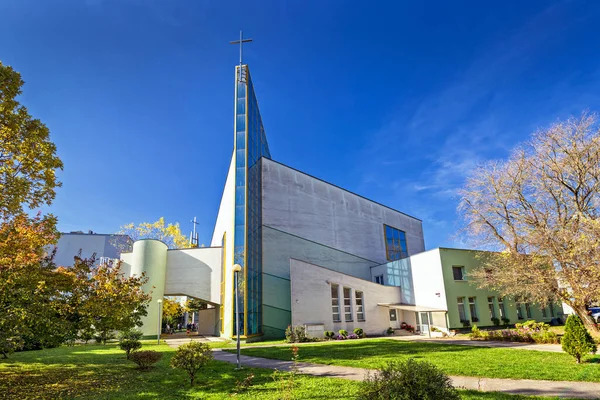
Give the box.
[389,309,397,321]
[541,306,547,318]
[525,303,532,319]
[384,224,408,261]
[375,275,384,285]
[550,304,555,317]
[220,233,226,334]
[356,291,365,321]
[487,296,496,319]
[469,297,478,322]
[516,301,524,320]
[344,287,352,321]
[498,297,506,319]
[452,266,465,281]
[457,297,466,321]
[331,284,340,322]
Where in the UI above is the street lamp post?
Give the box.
[232,263,242,369]
[156,299,163,345]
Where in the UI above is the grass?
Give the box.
[234,338,600,382]
[0,342,578,400]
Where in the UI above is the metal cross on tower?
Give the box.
[189,216,200,247]
[230,30,253,66]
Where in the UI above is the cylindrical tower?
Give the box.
[130,239,168,337]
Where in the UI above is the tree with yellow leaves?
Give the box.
[116,217,190,251]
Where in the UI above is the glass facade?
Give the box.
[232,65,271,336]
[384,224,408,261]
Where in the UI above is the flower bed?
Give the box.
[470,320,560,344]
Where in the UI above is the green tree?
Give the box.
[562,314,597,363]
[59,256,151,344]
[0,62,63,218]
[459,113,600,332]
[0,62,63,356]
[185,298,208,312]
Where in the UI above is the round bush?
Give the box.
[170,341,213,386]
[359,359,460,400]
[129,350,162,370]
[338,329,348,337]
[353,328,364,337]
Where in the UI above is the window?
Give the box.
[356,291,365,321]
[549,304,555,317]
[343,287,352,321]
[452,266,465,281]
[487,297,496,319]
[384,224,408,261]
[220,233,226,333]
[498,297,506,319]
[389,309,397,321]
[541,306,547,318]
[331,284,340,322]
[469,297,478,322]
[375,275,384,285]
[525,303,532,319]
[516,300,524,320]
[457,297,466,321]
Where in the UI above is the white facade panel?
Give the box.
[164,247,222,304]
[262,159,425,264]
[210,154,235,247]
[290,259,403,336]
[410,249,448,311]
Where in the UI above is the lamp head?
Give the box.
[232,264,242,273]
[157,299,163,304]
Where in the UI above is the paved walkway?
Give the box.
[211,350,600,399]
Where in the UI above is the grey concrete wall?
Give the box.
[290,259,403,336]
[164,247,222,304]
[197,308,218,335]
[261,226,378,338]
[261,158,425,264]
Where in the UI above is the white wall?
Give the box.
[410,249,448,311]
[210,154,235,247]
[164,247,222,304]
[262,159,425,264]
[290,259,402,336]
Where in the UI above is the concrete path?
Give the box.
[389,335,565,352]
[210,350,600,399]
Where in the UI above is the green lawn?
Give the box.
[0,342,581,399]
[234,338,600,382]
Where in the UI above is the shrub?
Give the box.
[470,325,482,340]
[284,325,295,343]
[471,317,479,323]
[430,326,440,332]
[78,328,95,344]
[516,320,549,332]
[339,329,348,338]
[129,350,162,370]
[562,314,597,363]
[386,327,394,335]
[324,331,335,339]
[531,330,559,344]
[285,325,309,343]
[501,317,510,327]
[353,328,364,337]
[359,359,460,400]
[491,317,500,327]
[460,319,470,328]
[294,326,308,343]
[170,341,213,386]
[348,333,359,339]
[119,330,143,359]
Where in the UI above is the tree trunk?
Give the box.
[571,303,599,334]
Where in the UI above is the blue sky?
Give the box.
[2,0,600,249]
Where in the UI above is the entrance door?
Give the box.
[420,312,430,335]
[389,309,400,329]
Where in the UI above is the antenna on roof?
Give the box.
[189,217,200,248]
